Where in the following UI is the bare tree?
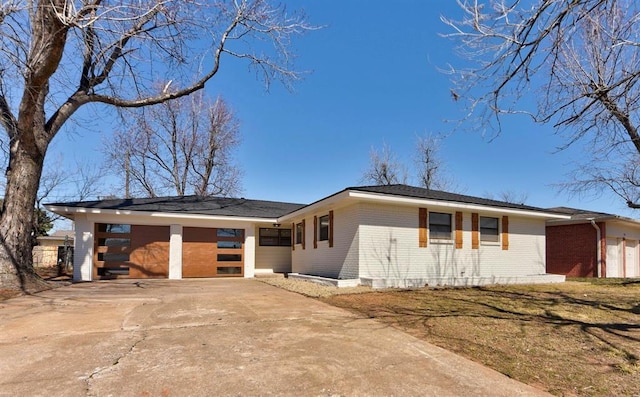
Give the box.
[484,190,529,205]
[361,143,408,185]
[442,1,640,207]
[414,133,457,191]
[0,1,315,291]
[108,93,241,198]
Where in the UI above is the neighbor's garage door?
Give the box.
[182,227,244,277]
[94,224,170,279]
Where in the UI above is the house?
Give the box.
[33,230,74,268]
[45,184,569,287]
[546,207,640,278]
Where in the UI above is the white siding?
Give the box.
[291,205,360,279]
[358,203,547,283]
[290,202,548,285]
[255,225,292,273]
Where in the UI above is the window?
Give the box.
[97,224,131,233]
[97,238,130,247]
[259,228,291,246]
[97,267,129,276]
[429,212,452,240]
[97,252,130,262]
[217,228,243,238]
[218,241,242,249]
[319,215,330,241]
[217,254,242,262]
[296,223,304,245]
[217,266,242,275]
[480,216,499,242]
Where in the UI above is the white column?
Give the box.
[244,226,256,278]
[169,224,183,279]
[73,214,93,282]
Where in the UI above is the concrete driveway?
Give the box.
[0,279,550,396]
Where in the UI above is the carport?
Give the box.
[46,196,304,281]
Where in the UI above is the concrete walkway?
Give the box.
[0,279,550,396]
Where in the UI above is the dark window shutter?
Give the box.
[329,210,334,248]
[313,215,318,249]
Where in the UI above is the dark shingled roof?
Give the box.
[546,206,620,220]
[345,184,556,213]
[47,196,306,219]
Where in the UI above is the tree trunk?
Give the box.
[0,145,49,292]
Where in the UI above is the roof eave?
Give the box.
[45,205,280,224]
[547,214,640,226]
[278,189,570,221]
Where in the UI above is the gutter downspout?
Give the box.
[589,219,602,278]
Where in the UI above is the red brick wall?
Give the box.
[546,223,598,277]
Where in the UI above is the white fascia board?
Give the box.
[344,191,570,220]
[278,190,352,222]
[44,205,277,224]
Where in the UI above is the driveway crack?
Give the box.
[85,332,146,396]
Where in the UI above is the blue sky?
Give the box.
[49,1,635,218]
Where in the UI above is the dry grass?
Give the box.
[267,277,640,397]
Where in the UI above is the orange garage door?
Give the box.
[182,227,244,277]
[94,224,169,279]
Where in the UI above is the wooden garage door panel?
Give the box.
[182,227,244,278]
[183,227,216,243]
[182,241,217,277]
[129,225,170,278]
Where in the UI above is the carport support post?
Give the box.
[73,214,93,282]
[169,224,183,279]
[244,227,255,278]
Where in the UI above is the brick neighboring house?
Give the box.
[546,207,640,278]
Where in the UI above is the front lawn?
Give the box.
[322,279,640,397]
